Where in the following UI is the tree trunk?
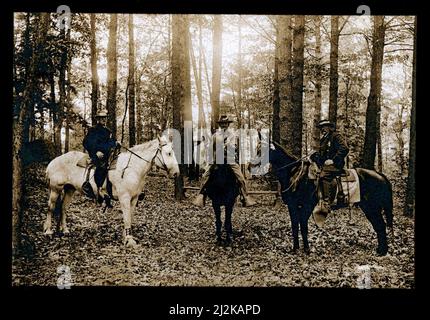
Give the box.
[211,15,222,132]
[272,17,280,144]
[172,14,192,200]
[136,70,143,144]
[13,12,49,254]
[128,14,136,147]
[361,16,385,169]
[312,16,322,150]
[64,28,72,153]
[90,13,99,126]
[329,16,340,126]
[278,15,292,150]
[289,16,305,158]
[106,14,118,139]
[404,16,417,217]
[376,110,383,172]
[57,26,68,154]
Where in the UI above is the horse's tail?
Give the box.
[45,167,51,188]
[379,172,394,230]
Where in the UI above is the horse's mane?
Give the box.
[271,140,298,161]
[129,139,159,153]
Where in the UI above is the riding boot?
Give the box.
[82,165,95,199]
[192,193,206,207]
[138,192,145,201]
[242,195,257,207]
[82,181,95,199]
[321,180,332,213]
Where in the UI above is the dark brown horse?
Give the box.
[268,141,393,256]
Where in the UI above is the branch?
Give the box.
[240,16,275,44]
[339,16,350,34]
[384,48,414,54]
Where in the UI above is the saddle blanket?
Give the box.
[339,169,360,204]
[76,154,118,170]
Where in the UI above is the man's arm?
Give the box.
[332,133,349,167]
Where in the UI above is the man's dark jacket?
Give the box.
[83,124,117,162]
[311,131,349,169]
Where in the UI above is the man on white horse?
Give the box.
[82,109,120,207]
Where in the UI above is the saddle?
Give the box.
[310,164,360,207]
[78,148,121,203]
[338,169,360,204]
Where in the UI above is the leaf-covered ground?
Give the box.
[12,164,414,288]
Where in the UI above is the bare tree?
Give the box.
[90,13,99,125]
[106,14,118,138]
[361,16,386,169]
[211,15,222,132]
[404,16,416,217]
[277,15,292,149]
[289,16,305,158]
[328,16,339,125]
[128,14,136,146]
[312,16,322,150]
[172,14,192,199]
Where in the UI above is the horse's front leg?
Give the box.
[59,187,75,236]
[44,189,61,237]
[119,194,139,248]
[212,203,222,244]
[225,203,234,245]
[288,204,300,253]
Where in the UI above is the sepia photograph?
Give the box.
[11,6,415,291]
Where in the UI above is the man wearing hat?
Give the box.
[192,115,257,207]
[82,109,120,206]
[311,119,349,217]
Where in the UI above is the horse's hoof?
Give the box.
[59,228,70,236]
[376,247,388,256]
[290,247,299,254]
[225,237,233,246]
[215,237,223,246]
[44,229,54,238]
[124,236,138,248]
[303,247,311,255]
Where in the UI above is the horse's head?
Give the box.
[155,136,180,178]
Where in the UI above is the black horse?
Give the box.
[267,141,393,256]
[204,164,240,245]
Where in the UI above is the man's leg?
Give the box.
[192,166,211,207]
[229,163,256,207]
[319,164,338,211]
[82,164,96,199]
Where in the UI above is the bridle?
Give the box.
[119,141,170,178]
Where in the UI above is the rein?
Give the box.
[272,152,315,173]
[119,142,169,178]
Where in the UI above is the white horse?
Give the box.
[44,136,179,247]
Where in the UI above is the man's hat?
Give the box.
[96,109,108,118]
[217,115,233,124]
[317,119,335,128]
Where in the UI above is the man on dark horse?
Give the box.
[310,119,349,213]
[192,115,257,208]
[82,109,121,207]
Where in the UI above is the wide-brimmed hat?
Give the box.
[217,115,233,124]
[95,109,108,118]
[317,119,335,128]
